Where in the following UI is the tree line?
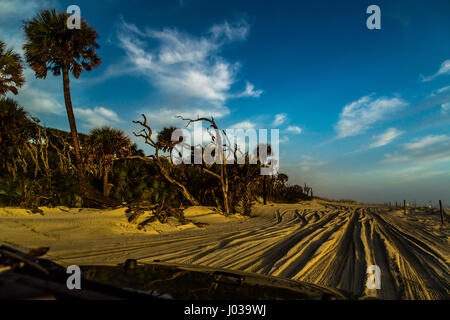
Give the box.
[0,9,312,217]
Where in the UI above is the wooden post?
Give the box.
[439,200,445,225]
[403,200,406,216]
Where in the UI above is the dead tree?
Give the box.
[177,116,230,215]
[132,114,199,206]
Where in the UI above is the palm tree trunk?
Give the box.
[62,67,87,200]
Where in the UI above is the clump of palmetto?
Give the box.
[0,41,25,96]
[85,127,131,197]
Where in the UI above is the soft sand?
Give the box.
[0,200,448,299]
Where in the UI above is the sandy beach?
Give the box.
[1,200,448,299]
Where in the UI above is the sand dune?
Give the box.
[1,201,448,299]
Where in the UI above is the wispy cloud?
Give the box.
[335,94,407,139]
[279,136,290,144]
[74,106,120,129]
[436,85,450,94]
[403,134,449,150]
[400,171,447,182]
[384,134,450,164]
[298,155,327,172]
[10,68,64,114]
[230,120,256,130]
[15,86,63,115]
[0,0,44,21]
[441,102,450,114]
[209,20,250,42]
[143,108,230,127]
[421,59,450,82]
[112,19,261,127]
[369,128,403,148]
[272,113,287,126]
[379,166,448,182]
[235,81,263,98]
[286,125,302,134]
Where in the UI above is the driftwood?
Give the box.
[126,200,186,229]
[126,201,158,224]
[83,189,122,209]
[28,206,44,216]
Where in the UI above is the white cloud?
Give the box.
[436,86,450,94]
[279,136,290,144]
[6,69,64,115]
[421,59,450,82]
[429,86,450,97]
[235,81,263,98]
[286,125,302,134]
[384,134,450,164]
[298,156,327,172]
[15,86,63,115]
[143,107,230,128]
[299,161,327,167]
[369,128,403,148]
[380,166,448,182]
[272,114,287,126]
[400,171,447,182]
[442,102,450,114]
[403,134,449,150]
[74,107,120,129]
[335,94,407,138]
[230,120,256,130]
[114,19,261,123]
[209,20,249,42]
[0,0,41,21]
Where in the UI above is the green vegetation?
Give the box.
[0,8,312,218]
[0,41,25,95]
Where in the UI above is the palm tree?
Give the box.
[157,127,179,153]
[23,9,101,199]
[0,41,25,96]
[86,126,131,197]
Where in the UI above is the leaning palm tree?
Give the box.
[23,9,101,199]
[86,126,131,197]
[0,41,25,96]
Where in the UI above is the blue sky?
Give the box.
[1,0,450,204]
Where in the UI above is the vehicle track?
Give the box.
[11,203,449,299]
